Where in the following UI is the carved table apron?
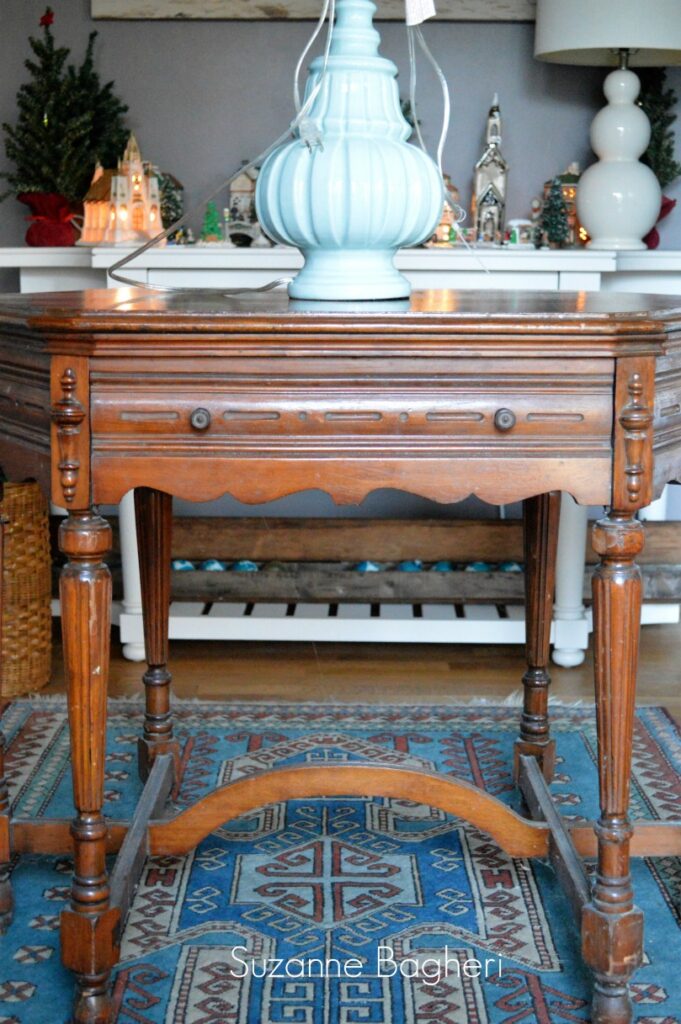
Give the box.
[1,288,681,1024]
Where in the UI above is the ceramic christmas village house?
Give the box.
[471,96,508,244]
[79,134,163,246]
[227,166,271,247]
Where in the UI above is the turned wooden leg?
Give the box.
[514,491,560,782]
[59,512,119,1024]
[134,488,178,781]
[0,517,13,934]
[582,511,644,1024]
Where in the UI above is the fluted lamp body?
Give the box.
[256,0,443,300]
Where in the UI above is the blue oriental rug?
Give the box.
[1,699,681,1023]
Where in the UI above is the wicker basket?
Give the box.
[0,481,52,697]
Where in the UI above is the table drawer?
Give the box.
[91,379,613,447]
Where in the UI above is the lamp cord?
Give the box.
[108,1,490,295]
[108,1,336,294]
[407,24,490,276]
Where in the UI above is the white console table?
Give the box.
[3,244,615,293]
[2,244,679,664]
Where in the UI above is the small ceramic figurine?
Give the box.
[429,174,462,246]
[228,165,272,247]
[505,218,534,247]
[471,95,508,245]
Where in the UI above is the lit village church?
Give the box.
[80,134,162,246]
[472,96,508,244]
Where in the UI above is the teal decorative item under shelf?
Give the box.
[255,0,443,301]
[200,559,228,572]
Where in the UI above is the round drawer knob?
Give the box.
[190,407,211,431]
[494,408,516,432]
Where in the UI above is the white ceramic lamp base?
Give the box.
[577,68,661,250]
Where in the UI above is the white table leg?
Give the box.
[118,490,146,662]
[638,483,669,521]
[636,484,681,625]
[552,493,590,667]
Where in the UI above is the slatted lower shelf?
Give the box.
[54,598,679,648]
[120,601,532,644]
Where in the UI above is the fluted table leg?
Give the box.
[59,512,119,1024]
[134,488,178,781]
[515,492,560,782]
[583,511,644,1024]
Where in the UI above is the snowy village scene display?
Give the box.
[194,168,272,248]
[4,10,680,254]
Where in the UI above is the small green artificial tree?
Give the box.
[639,68,681,191]
[1,7,128,203]
[200,200,223,242]
[159,172,184,234]
[541,178,569,247]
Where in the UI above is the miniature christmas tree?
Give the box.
[200,200,223,242]
[541,178,569,247]
[1,8,128,203]
[639,69,681,191]
[158,171,184,237]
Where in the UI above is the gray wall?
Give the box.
[3,0,681,247]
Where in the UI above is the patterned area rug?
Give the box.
[1,699,681,1023]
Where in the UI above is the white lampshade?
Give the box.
[535,0,681,67]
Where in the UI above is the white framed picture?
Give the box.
[91,1,536,20]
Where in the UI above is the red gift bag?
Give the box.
[18,192,81,246]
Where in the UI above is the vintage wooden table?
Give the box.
[1,288,681,1024]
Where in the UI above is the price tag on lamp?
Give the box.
[405,0,437,26]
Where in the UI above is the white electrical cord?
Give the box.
[294,0,331,113]
[408,27,449,176]
[109,0,489,295]
[406,20,491,275]
[108,2,336,293]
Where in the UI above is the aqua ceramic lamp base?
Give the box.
[255,0,442,303]
[289,249,411,301]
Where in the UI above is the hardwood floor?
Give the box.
[42,621,681,719]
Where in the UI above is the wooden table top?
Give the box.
[1,287,680,333]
